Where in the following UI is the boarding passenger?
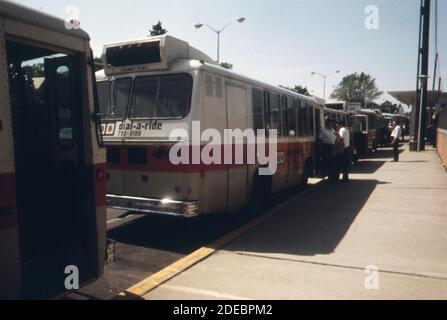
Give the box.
[387,120,393,143]
[426,123,436,146]
[333,122,345,182]
[337,121,351,182]
[319,119,338,182]
[391,120,402,162]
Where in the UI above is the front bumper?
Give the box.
[106,194,199,218]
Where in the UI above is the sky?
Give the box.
[10,0,447,104]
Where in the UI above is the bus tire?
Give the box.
[249,172,271,216]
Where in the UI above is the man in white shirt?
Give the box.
[319,119,337,181]
[391,120,402,162]
[339,126,350,149]
[338,123,351,182]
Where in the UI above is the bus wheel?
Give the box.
[249,173,271,216]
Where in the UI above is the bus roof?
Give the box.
[98,53,323,107]
[383,113,409,119]
[325,100,345,105]
[0,0,90,40]
[196,61,323,106]
[323,107,348,115]
[360,109,378,114]
[100,35,323,106]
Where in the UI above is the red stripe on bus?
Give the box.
[107,141,315,174]
[0,173,18,231]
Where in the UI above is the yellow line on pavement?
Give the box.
[117,185,317,299]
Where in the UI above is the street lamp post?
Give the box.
[310,70,340,101]
[195,17,246,63]
[417,74,430,152]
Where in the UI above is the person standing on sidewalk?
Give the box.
[337,121,351,182]
[391,120,402,162]
[319,118,338,182]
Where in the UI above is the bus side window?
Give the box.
[264,91,271,130]
[252,88,264,133]
[282,96,288,137]
[287,97,296,137]
[295,99,301,136]
[269,93,282,136]
[299,100,308,137]
[55,65,74,148]
[308,104,314,137]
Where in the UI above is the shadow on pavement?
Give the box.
[108,154,392,257]
[107,208,250,254]
[351,160,386,174]
[223,179,389,256]
[352,148,405,174]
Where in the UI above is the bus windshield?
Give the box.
[129,73,192,119]
[98,77,132,119]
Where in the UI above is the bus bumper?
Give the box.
[106,194,199,218]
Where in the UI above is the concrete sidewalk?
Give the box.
[144,147,447,300]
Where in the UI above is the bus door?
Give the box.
[367,114,377,149]
[7,40,96,298]
[225,84,248,212]
[353,115,368,157]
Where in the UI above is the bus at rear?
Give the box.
[98,35,321,218]
[98,36,204,217]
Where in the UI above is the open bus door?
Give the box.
[7,39,98,298]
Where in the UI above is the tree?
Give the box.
[280,85,310,96]
[149,21,168,36]
[22,63,44,77]
[380,100,399,114]
[220,62,233,70]
[330,72,382,106]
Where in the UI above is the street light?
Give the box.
[195,17,246,63]
[310,70,341,101]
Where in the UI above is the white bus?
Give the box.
[97,35,323,217]
[325,100,362,114]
